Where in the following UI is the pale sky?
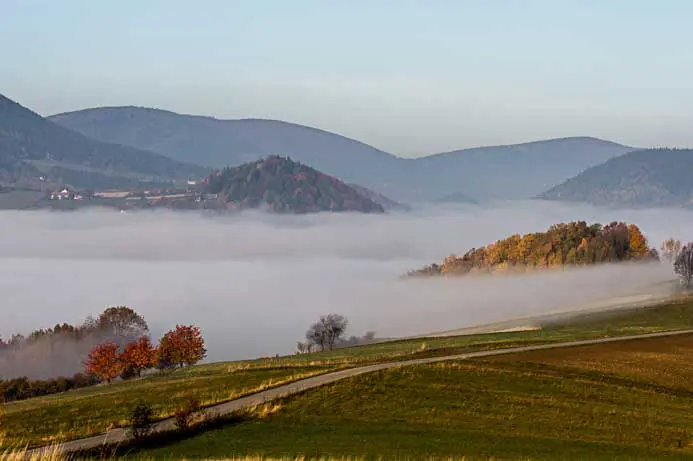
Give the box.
[2,0,693,156]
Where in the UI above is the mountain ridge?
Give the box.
[0,95,208,190]
[50,105,636,201]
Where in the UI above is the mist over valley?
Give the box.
[2,201,689,378]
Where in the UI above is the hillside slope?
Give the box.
[538,148,693,208]
[406,136,635,200]
[410,221,657,276]
[0,95,207,189]
[202,156,384,213]
[49,107,398,190]
[50,107,634,201]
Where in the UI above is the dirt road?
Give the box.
[25,328,693,456]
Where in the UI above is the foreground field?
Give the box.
[1,365,333,448]
[3,295,693,450]
[139,333,693,461]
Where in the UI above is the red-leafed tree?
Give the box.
[157,325,206,369]
[121,336,156,378]
[84,342,123,383]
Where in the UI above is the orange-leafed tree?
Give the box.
[157,325,206,369]
[121,336,156,378]
[627,224,650,258]
[84,342,123,383]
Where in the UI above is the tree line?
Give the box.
[84,324,206,383]
[0,307,206,403]
[409,221,658,276]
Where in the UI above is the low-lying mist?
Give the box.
[1,201,690,378]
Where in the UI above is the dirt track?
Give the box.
[27,328,693,456]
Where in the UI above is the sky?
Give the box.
[1,202,689,377]
[2,0,693,156]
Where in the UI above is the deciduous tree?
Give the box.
[306,314,348,352]
[97,306,149,343]
[84,342,123,383]
[674,243,693,287]
[661,238,682,264]
[121,337,156,378]
[157,325,206,368]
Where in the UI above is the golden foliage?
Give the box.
[411,221,658,277]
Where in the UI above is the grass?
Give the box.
[4,295,693,453]
[1,366,333,449]
[136,333,693,461]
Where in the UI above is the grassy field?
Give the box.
[1,365,333,448]
[138,333,693,461]
[3,295,693,452]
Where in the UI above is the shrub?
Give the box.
[174,397,201,432]
[130,400,154,441]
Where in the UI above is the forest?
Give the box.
[410,221,659,276]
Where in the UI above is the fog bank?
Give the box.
[1,201,690,374]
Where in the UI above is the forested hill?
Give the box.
[204,156,385,213]
[410,221,658,276]
[538,148,693,208]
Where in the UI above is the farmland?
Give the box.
[139,332,693,461]
[3,296,693,452]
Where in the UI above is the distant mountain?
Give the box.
[409,221,657,277]
[538,148,693,208]
[50,107,635,201]
[200,156,384,213]
[49,106,398,192]
[405,137,635,200]
[0,95,207,190]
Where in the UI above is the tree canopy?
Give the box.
[410,221,658,277]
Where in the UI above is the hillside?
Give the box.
[49,106,399,193]
[50,107,634,201]
[538,148,693,208]
[410,221,658,276]
[407,136,635,200]
[202,156,384,213]
[0,95,207,190]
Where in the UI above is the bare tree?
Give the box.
[305,314,348,352]
[661,238,682,264]
[674,243,693,287]
[296,341,313,354]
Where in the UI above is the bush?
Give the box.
[174,397,201,432]
[130,400,154,440]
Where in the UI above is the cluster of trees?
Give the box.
[0,306,150,381]
[0,306,206,402]
[205,156,384,213]
[85,324,207,383]
[296,314,377,354]
[410,221,658,276]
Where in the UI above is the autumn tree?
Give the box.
[157,325,207,368]
[306,314,348,352]
[84,342,123,383]
[121,336,156,378]
[627,224,651,258]
[661,238,682,264]
[674,243,693,287]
